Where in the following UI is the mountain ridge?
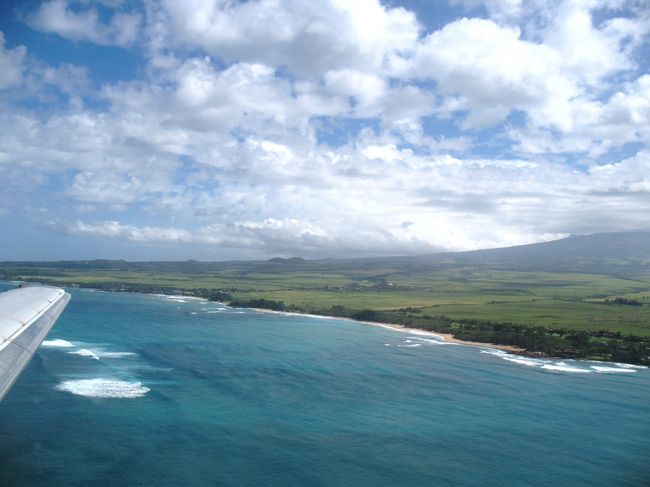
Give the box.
[1,230,649,275]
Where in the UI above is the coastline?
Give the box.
[0,279,524,355]
[250,307,525,353]
[5,280,643,363]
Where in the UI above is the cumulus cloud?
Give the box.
[1,0,649,258]
[0,32,26,90]
[509,72,650,156]
[54,220,193,242]
[399,2,649,132]
[39,144,650,255]
[26,0,141,47]
[397,18,575,129]
[159,0,419,77]
[0,36,90,105]
[54,217,443,257]
[542,1,645,84]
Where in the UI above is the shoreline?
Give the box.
[6,281,521,353]
[4,280,641,363]
[0,279,526,355]
[250,307,525,353]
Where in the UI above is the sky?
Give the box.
[0,0,649,261]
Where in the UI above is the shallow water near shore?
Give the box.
[1,284,649,486]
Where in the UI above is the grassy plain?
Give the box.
[3,261,650,336]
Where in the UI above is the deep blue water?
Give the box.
[1,284,649,486]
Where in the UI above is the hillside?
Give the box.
[5,231,650,275]
[2,231,650,364]
[426,231,650,272]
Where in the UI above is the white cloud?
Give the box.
[26,0,141,47]
[37,136,650,255]
[1,0,649,259]
[449,0,523,23]
[67,164,177,207]
[542,1,640,85]
[396,18,576,129]
[324,69,387,117]
[0,32,26,90]
[601,74,650,127]
[55,217,442,256]
[510,73,650,156]
[397,1,649,136]
[56,220,193,242]
[0,38,90,103]
[159,0,419,76]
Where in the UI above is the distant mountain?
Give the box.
[267,257,307,264]
[421,231,650,273]
[1,231,649,275]
[254,231,650,274]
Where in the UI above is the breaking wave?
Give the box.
[408,336,451,346]
[500,355,545,367]
[43,338,137,362]
[55,378,150,398]
[41,339,74,348]
[481,350,641,374]
[158,294,207,303]
[540,363,591,373]
[98,351,136,358]
[67,349,100,360]
[591,366,636,374]
[614,363,648,369]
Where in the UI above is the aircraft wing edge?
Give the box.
[0,287,71,401]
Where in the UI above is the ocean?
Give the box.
[1,284,649,486]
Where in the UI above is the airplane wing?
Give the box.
[0,286,71,401]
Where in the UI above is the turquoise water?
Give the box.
[1,285,649,486]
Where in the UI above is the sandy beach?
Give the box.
[250,307,525,353]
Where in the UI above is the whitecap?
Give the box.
[397,343,422,348]
[55,378,150,398]
[206,307,228,313]
[481,349,543,367]
[67,349,100,360]
[480,349,507,357]
[97,351,136,358]
[159,295,207,303]
[481,349,643,374]
[407,329,441,336]
[408,336,450,345]
[614,363,648,370]
[591,366,636,374]
[156,295,187,303]
[500,355,545,367]
[541,364,591,373]
[41,339,74,348]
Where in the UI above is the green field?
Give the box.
[3,262,650,336]
[3,233,650,364]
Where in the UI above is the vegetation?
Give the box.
[2,232,650,364]
[224,299,649,365]
[605,297,642,306]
